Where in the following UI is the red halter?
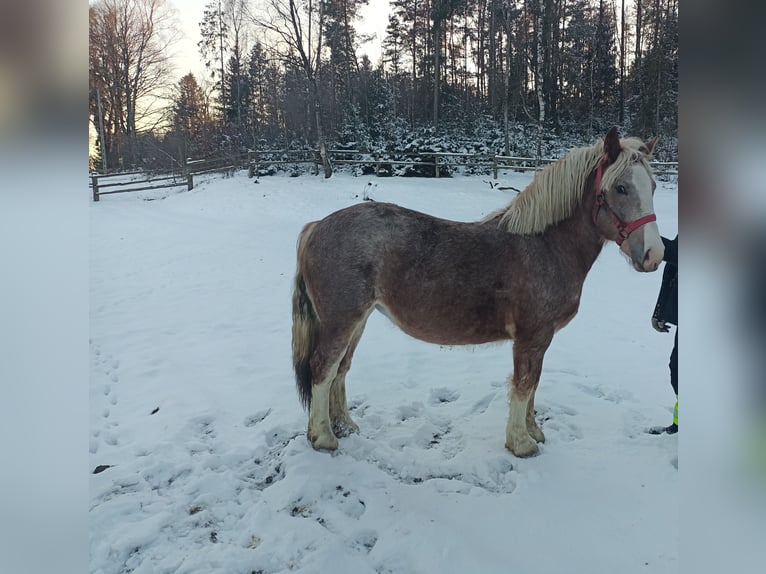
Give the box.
[591,161,657,246]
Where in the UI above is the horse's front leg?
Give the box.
[506,341,548,457]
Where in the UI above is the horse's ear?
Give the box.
[604,126,621,164]
[642,136,659,156]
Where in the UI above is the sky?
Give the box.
[171,0,390,83]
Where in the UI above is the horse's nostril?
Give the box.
[641,249,660,272]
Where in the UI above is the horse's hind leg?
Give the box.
[526,387,546,444]
[329,370,357,437]
[329,317,369,437]
[308,315,370,450]
[307,333,349,450]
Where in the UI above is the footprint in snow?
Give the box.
[574,382,633,404]
[395,402,423,421]
[287,484,367,533]
[467,391,497,415]
[348,529,378,554]
[534,403,583,442]
[428,387,460,405]
[244,408,271,427]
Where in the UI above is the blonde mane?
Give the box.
[486,137,651,234]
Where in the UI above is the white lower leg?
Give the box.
[308,379,338,450]
[506,389,538,457]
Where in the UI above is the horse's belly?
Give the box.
[375,303,509,345]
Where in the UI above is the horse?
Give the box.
[291,127,663,457]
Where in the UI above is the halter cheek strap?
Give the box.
[591,161,657,246]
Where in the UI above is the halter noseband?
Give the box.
[591,161,657,246]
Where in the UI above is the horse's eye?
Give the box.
[616,185,627,195]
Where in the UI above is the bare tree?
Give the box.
[89,0,178,169]
[249,0,332,177]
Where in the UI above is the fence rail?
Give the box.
[91,149,677,201]
[91,173,193,202]
[246,149,677,179]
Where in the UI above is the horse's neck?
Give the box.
[542,189,605,278]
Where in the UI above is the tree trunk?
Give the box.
[218,0,226,122]
[503,66,510,155]
[619,0,625,125]
[411,0,417,128]
[654,0,662,136]
[433,21,440,128]
[309,76,332,178]
[477,0,486,97]
[503,17,511,155]
[635,0,642,68]
[489,0,496,114]
[536,0,545,162]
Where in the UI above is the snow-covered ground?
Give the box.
[90,169,678,574]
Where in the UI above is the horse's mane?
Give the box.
[483,137,651,234]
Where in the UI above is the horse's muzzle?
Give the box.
[642,246,662,271]
[624,223,664,272]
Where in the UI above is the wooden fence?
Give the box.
[245,149,678,178]
[91,171,193,202]
[91,149,677,201]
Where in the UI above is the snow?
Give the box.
[90,170,678,574]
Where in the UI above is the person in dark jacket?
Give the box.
[648,235,678,434]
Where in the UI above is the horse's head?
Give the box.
[594,127,665,272]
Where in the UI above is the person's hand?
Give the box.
[652,317,670,332]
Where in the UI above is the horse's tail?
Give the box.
[292,222,319,410]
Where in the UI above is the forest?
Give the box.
[88,0,678,173]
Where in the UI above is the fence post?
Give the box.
[312,150,319,176]
[92,175,100,202]
[492,156,498,180]
[187,173,194,191]
[252,151,260,178]
[434,155,440,178]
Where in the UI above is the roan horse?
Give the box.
[292,127,663,457]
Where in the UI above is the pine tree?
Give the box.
[198,1,230,119]
[246,42,270,144]
[171,73,211,161]
[383,14,404,76]
[222,54,251,144]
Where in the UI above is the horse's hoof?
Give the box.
[506,435,539,458]
[332,419,359,437]
[308,431,339,451]
[528,425,546,444]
